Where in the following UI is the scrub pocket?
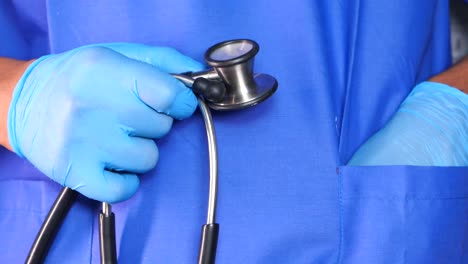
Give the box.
[338,166,468,264]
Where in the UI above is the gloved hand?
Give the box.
[8,43,204,203]
[348,81,468,166]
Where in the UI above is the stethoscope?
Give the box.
[25,39,278,264]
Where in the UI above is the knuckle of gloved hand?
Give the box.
[103,187,131,204]
[160,116,174,137]
[73,46,114,64]
[103,174,139,204]
[155,78,180,113]
[141,140,159,171]
[172,89,198,120]
[156,47,182,67]
[68,47,116,78]
[158,46,180,57]
[60,89,92,121]
[62,47,118,110]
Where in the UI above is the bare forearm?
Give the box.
[430,56,468,94]
[0,58,34,150]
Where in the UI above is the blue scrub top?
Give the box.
[0,1,467,263]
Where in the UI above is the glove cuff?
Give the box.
[7,55,51,156]
[410,81,467,106]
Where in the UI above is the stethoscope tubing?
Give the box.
[25,92,220,264]
[196,97,220,264]
[25,187,78,264]
[24,38,276,264]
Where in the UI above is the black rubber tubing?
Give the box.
[99,211,117,264]
[25,187,78,264]
[197,223,219,264]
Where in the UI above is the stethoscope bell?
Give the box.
[201,39,278,111]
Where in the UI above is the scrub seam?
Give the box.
[336,167,344,264]
[342,196,468,201]
[337,0,362,165]
[337,0,362,262]
[89,207,95,264]
[44,0,53,53]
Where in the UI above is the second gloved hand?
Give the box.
[8,44,203,203]
[348,82,467,166]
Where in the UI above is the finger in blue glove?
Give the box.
[8,44,204,203]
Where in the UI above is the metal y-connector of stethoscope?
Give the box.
[26,39,278,264]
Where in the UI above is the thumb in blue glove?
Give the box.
[8,43,204,203]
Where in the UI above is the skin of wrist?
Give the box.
[0,58,35,151]
[429,56,468,94]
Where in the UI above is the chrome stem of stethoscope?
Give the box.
[171,73,195,87]
[197,98,219,225]
[102,202,111,217]
[172,74,218,225]
[172,74,220,264]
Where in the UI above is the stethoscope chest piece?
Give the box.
[203,39,278,111]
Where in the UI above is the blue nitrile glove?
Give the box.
[8,43,204,203]
[348,81,468,166]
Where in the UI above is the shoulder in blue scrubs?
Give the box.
[0,1,467,263]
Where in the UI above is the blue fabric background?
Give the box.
[0,1,466,263]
